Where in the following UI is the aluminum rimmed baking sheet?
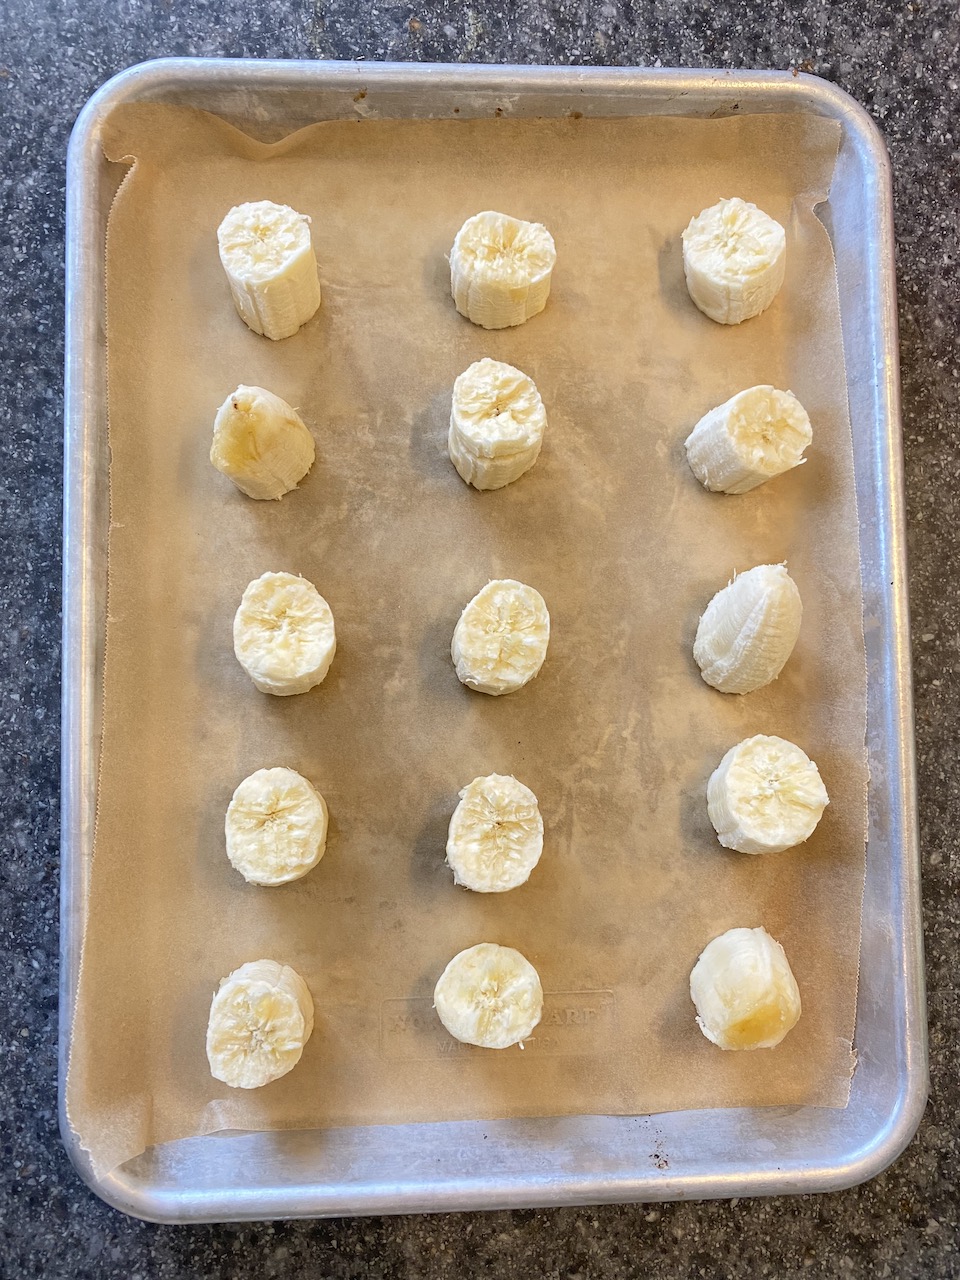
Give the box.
[61,60,926,1222]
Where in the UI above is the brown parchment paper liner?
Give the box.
[67,104,866,1179]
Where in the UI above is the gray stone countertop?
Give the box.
[2,1,958,1275]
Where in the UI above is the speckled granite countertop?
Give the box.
[2,1,958,1275]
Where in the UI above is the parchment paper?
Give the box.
[67,104,866,1179]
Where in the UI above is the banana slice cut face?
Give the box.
[682,198,786,325]
[206,958,315,1087]
[211,384,316,500]
[217,200,322,340]
[690,926,801,1050]
[451,579,550,696]
[434,942,544,1048]
[707,735,829,855]
[448,358,546,491]
[450,211,557,330]
[446,774,543,892]
[694,563,802,694]
[234,571,336,696]
[685,386,812,495]
[225,767,329,885]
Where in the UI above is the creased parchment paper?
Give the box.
[67,104,866,1179]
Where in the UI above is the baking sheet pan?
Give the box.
[61,60,927,1221]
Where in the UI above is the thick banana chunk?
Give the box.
[217,200,322,340]
[450,211,556,329]
[682,198,786,325]
[690,927,801,1050]
[446,774,543,892]
[226,767,329,885]
[685,386,812,495]
[211,385,316,500]
[434,942,543,1048]
[206,959,315,1087]
[234,571,336,696]
[694,563,801,694]
[707,735,829,855]
[448,358,546,491]
[451,579,550,696]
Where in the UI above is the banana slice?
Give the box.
[206,959,315,1087]
[682,198,786,325]
[450,211,556,329]
[210,385,316,500]
[451,579,550,696]
[694,563,801,694]
[446,774,543,892]
[434,942,543,1048]
[685,386,812,495]
[448,358,546,491]
[690,927,801,1050]
[234,571,336,696]
[707,735,829,855]
[217,200,322,340]
[225,767,329,885]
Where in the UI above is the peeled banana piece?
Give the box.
[210,385,316,500]
[694,563,802,694]
[234,571,336,696]
[690,926,801,1050]
[217,200,322,340]
[446,774,543,892]
[685,386,812,495]
[434,942,543,1048]
[452,579,550,696]
[682,197,786,325]
[206,958,315,1087]
[225,767,329,885]
[448,358,546,491]
[450,211,556,329]
[707,735,829,855]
